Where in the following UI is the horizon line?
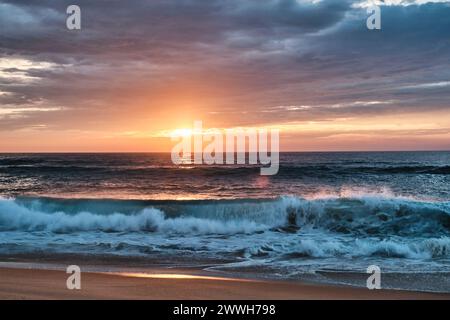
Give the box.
[0,150,449,154]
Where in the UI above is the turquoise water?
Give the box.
[0,152,449,291]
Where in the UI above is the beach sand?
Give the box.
[0,267,449,300]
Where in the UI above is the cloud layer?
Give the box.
[0,0,449,150]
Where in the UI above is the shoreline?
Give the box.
[0,263,449,300]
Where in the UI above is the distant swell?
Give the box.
[351,165,450,175]
[279,165,450,175]
[1,162,450,176]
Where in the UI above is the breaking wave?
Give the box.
[246,237,450,260]
[0,192,450,274]
[0,193,449,237]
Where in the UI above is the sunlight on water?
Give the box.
[110,272,255,282]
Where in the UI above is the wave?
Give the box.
[0,200,269,234]
[1,194,450,268]
[247,237,450,259]
[349,165,450,175]
[279,165,450,175]
[1,160,449,176]
[1,193,449,236]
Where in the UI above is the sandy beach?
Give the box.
[0,267,449,300]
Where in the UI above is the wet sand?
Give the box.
[0,267,449,300]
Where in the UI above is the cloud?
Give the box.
[398,81,450,89]
[354,0,450,7]
[0,0,449,142]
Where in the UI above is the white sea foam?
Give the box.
[0,198,271,234]
[0,194,450,282]
[0,193,449,236]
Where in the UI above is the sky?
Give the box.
[0,0,449,152]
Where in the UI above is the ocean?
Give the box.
[0,152,449,292]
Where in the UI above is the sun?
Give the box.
[169,128,193,138]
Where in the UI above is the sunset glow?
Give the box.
[0,1,450,300]
[112,272,256,282]
[0,1,449,152]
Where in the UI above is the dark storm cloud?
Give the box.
[0,0,449,130]
[0,0,350,56]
